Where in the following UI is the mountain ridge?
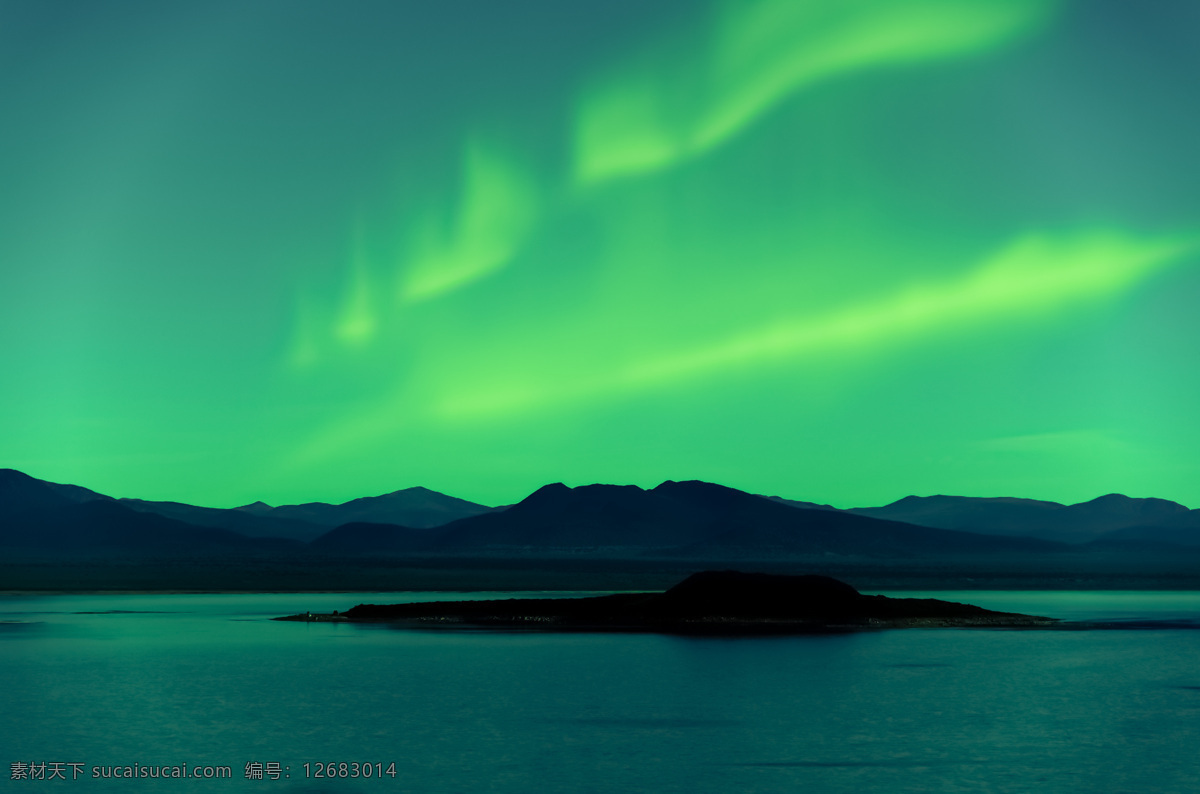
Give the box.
[847,492,1196,544]
[3,469,1199,558]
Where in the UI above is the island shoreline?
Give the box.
[272,571,1061,633]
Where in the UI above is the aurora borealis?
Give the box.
[3,0,1199,510]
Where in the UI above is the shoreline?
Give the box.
[272,611,1059,632]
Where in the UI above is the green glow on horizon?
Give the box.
[574,0,1057,186]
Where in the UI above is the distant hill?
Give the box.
[5,467,1200,573]
[846,493,1195,544]
[93,483,493,544]
[309,522,434,554]
[40,478,115,505]
[1092,510,1200,548]
[235,487,497,530]
[411,480,1063,558]
[0,469,295,554]
[761,495,839,511]
[120,498,328,542]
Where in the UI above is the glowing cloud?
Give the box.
[291,0,1062,376]
[334,235,379,346]
[399,138,539,303]
[575,0,1059,185]
[438,228,1197,418]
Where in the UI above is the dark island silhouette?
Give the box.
[274,571,1056,632]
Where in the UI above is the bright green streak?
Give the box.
[574,0,1058,186]
[399,139,538,303]
[334,232,380,346]
[286,139,540,369]
[436,228,1197,418]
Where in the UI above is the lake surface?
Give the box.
[4,590,1200,793]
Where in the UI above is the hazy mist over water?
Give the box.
[4,591,1200,793]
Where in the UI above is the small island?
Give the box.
[274,571,1056,632]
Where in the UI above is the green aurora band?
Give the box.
[2,0,1199,509]
[574,0,1059,185]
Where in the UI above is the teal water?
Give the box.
[3,591,1200,793]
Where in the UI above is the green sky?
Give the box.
[3,0,1199,509]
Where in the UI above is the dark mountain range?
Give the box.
[2,471,495,544]
[40,479,114,505]
[1093,511,1200,548]
[0,469,295,554]
[762,495,838,511]
[4,467,1199,572]
[847,493,1196,544]
[233,486,497,530]
[309,522,433,554]
[415,479,1063,558]
[120,498,329,542]
[434,482,713,550]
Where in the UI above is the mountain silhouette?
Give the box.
[236,486,496,530]
[0,469,294,554]
[5,468,1200,569]
[309,521,434,554]
[1091,509,1200,547]
[5,471,494,545]
[848,493,1194,543]
[762,495,838,511]
[120,498,328,542]
[407,479,1062,557]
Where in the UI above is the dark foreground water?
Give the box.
[3,590,1200,793]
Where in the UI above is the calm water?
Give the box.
[4,590,1200,793]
